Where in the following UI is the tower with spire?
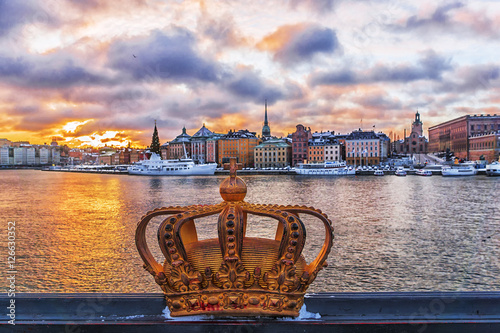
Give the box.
[412,110,423,137]
[262,100,271,139]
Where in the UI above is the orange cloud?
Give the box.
[257,23,306,52]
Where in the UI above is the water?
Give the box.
[0,170,499,293]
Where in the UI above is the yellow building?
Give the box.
[254,139,291,168]
[217,130,260,168]
[308,140,325,162]
[345,131,381,166]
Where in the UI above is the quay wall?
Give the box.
[2,292,500,332]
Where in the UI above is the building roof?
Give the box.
[255,139,290,149]
[222,129,258,139]
[170,127,191,144]
[428,114,500,130]
[192,124,214,138]
[346,130,380,140]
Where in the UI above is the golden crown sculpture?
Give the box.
[136,158,334,317]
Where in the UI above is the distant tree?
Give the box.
[150,121,161,157]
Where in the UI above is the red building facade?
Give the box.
[291,124,312,166]
[469,132,500,162]
[428,114,500,159]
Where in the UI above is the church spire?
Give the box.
[264,100,268,126]
[262,100,271,138]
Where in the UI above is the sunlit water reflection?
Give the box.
[0,170,498,293]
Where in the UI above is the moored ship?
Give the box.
[295,161,355,176]
[395,167,407,176]
[441,163,477,177]
[486,161,500,176]
[415,169,433,176]
[128,153,217,176]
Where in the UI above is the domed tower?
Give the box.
[262,100,271,139]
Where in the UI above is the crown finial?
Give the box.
[135,155,334,317]
[220,157,246,201]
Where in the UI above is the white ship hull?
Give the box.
[486,162,500,176]
[128,153,217,176]
[441,165,477,177]
[295,162,355,176]
[128,163,217,176]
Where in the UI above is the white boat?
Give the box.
[374,170,384,176]
[441,163,477,177]
[128,153,217,176]
[295,161,355,176]
[474,160,488,175]
[415,169,432,176]
[395,167,407,176]
[486,161,500,177]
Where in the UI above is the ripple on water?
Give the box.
[0,170,499,293]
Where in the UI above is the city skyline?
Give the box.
[1,0,500,147]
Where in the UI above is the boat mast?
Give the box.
[182,142,188,159]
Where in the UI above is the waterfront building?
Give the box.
[469,132,500,162]
[206,138,217,164]
[10,141,30,147]
[393,111,428,155]
[13,147,27,165]
[130,150,140,163]
[377,132,391,161]
[217,129,260,168]
[0,138,12,147]
[69,149,83,164]
[428,114,500,159]
[39,148,49,164]
[291,124,312,166]
[345,130,381,166]
[26,147,36,165]
[160,142,169,160]
[206,134,224,164]
[190,124,214,164]
[52,149,61,165]
[112,152,120,165]
[168,127,192,159]
[308,137,325,162]
[0,147,10,165]
[98,149,115,165]
[253,139,291,169]
[324,138,342,162]
[99,154,112,165]
[262,101,271,139]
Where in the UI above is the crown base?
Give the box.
[165,290,305,317]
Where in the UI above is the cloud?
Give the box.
[107,29,221,84]
[0,53,108,89]
[353,93,403,111]
[225,69,284,103]
[403,2,465,29]
[0,0,58,37]
[439,64,500,93]
[196,7,248,49]
[310,51,452,86]
[258,23,339,64]
[287,0,338,13]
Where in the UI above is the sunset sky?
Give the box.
[1,0,499,147]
